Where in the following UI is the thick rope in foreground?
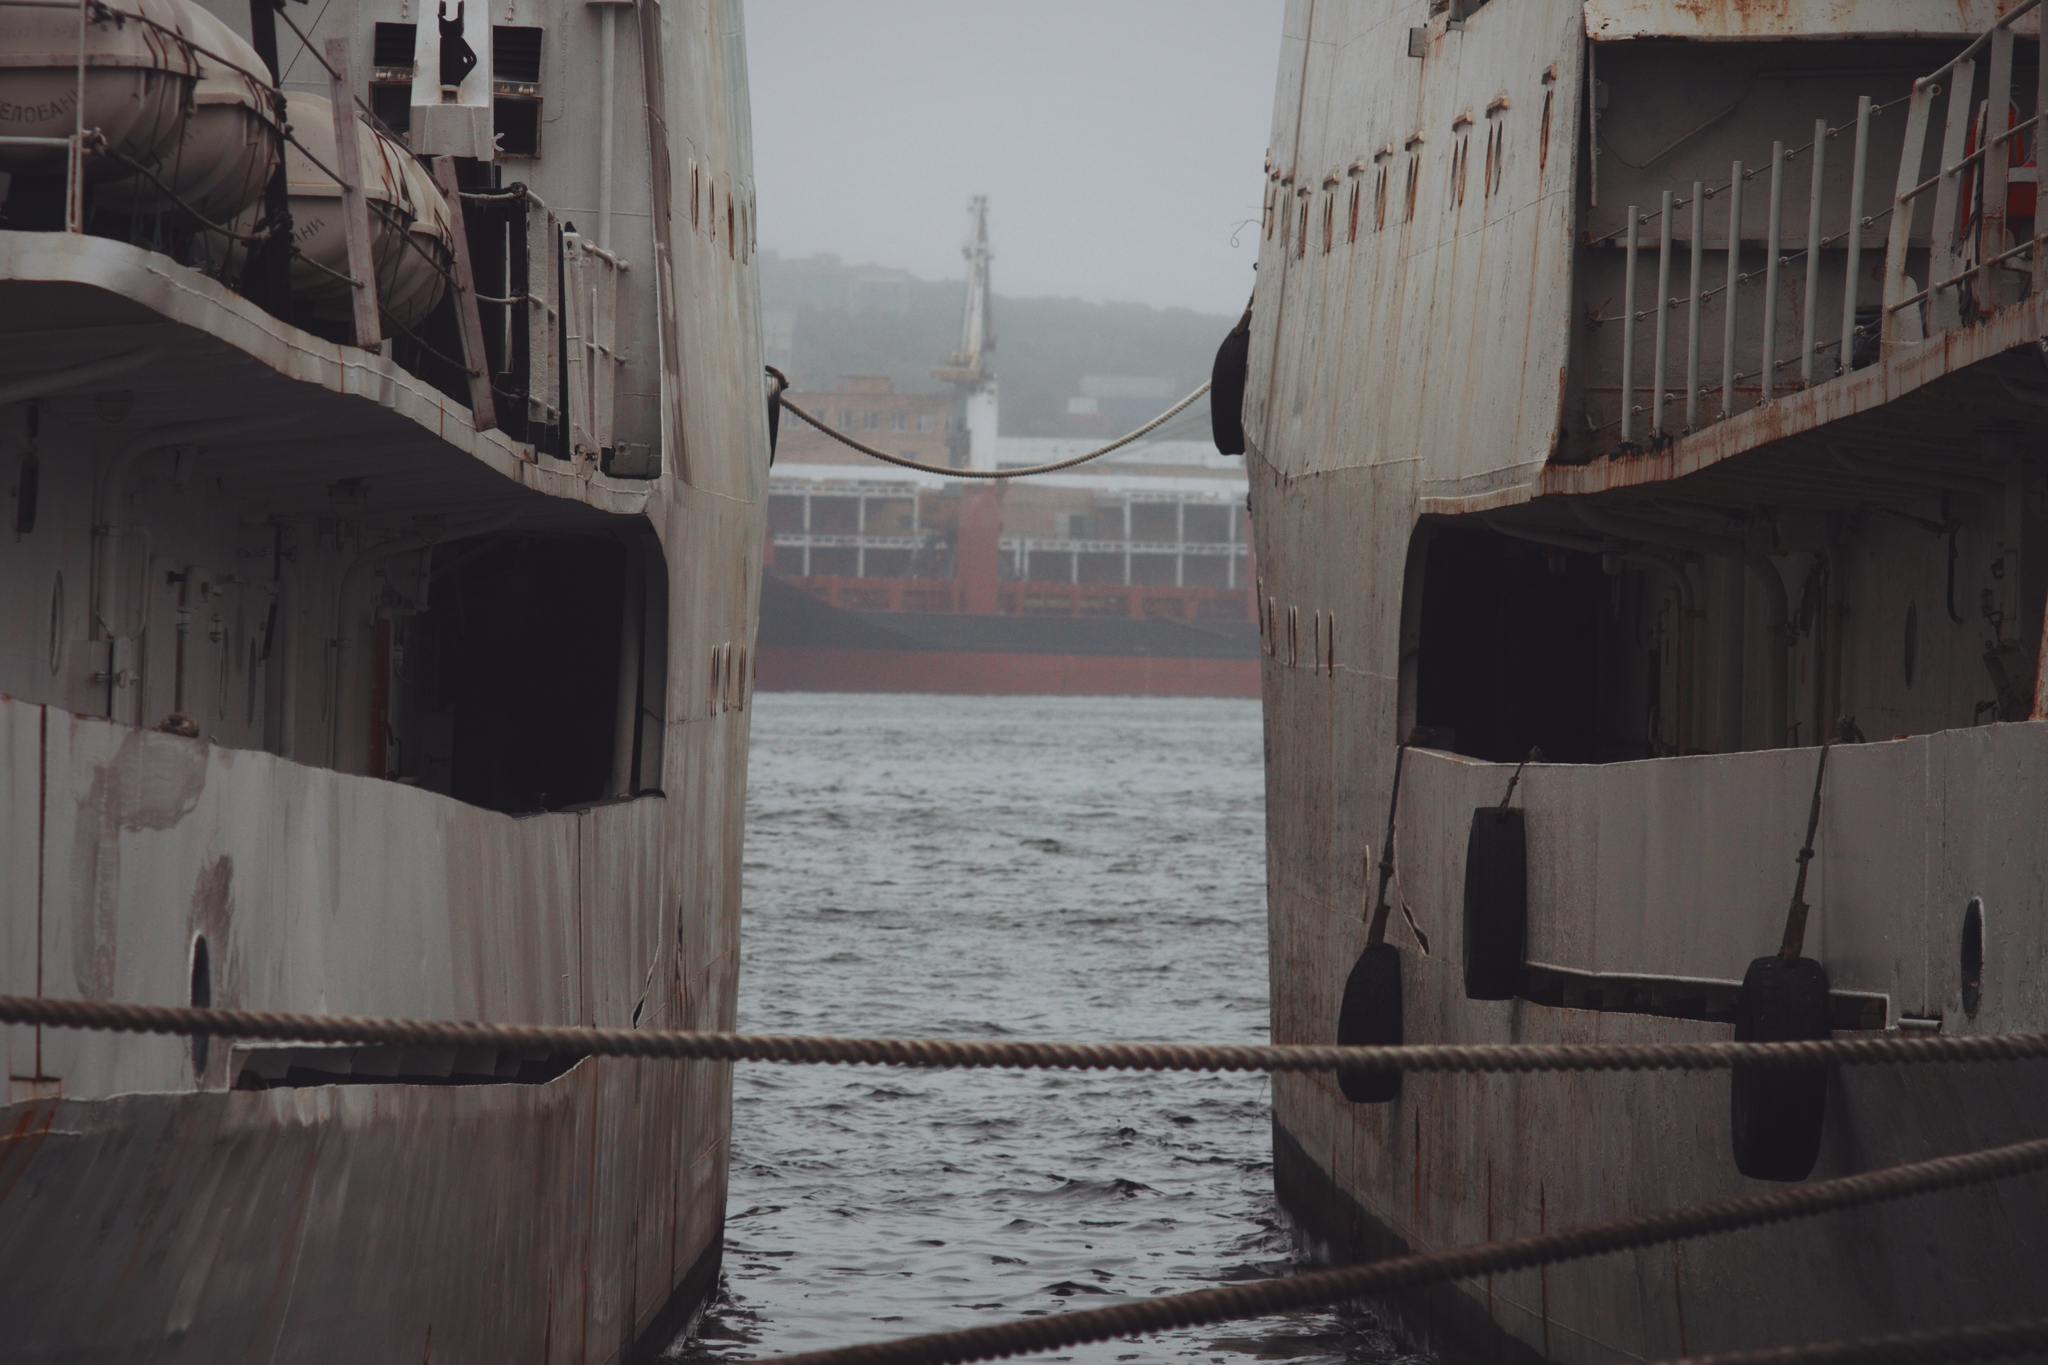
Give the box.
[777,381,1211,479]
[5,994,2048,1075]
[1653,1318,2048,1365]
[764,1135,2048,1365]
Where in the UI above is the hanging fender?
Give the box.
[764,366,789,466]
[1209,297,1252,457]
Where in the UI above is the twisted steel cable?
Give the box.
[762,1136,2048,1365]
[4,994,2048,1075]
[776,382,1212,479]
[1653,1319,2048,1365]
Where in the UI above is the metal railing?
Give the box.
[1601,0,2045,449]
[0,0,107,233]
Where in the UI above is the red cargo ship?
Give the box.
[757,407,1258,698]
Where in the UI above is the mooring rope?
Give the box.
[5,994,2048,1075]
[10,993,2045,1363]
[758,1134,2048,1365]
[1652,1319,2048,1365]
[775,381,1212,479]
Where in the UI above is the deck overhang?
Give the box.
[0,232,651,527]
[1423,288,2048,520]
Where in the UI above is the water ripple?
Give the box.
[674,694,1419,1365]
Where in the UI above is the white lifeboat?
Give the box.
[96,0,279,224]
[220,92,452,330]
[0,0,200,181]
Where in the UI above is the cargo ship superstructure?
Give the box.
[759,414,1258,697]
[1250,2,2048,1358]
[0,0,765,1357]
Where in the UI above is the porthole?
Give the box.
[46,571,63,676]
[190,935,212,1074]
[1902,600,1918,687]
[1961,898,1984,1019]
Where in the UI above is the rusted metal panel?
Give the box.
[1254,4,2048,1361]
[1,694,740,1359]
[0,1,767,1358]
[1264,696,2048,1360]
[0,235,651,517]
[30,700,600,1095]
[0,1063,733,1362]
[1251,1,1582,495]
[1523,287,2048,504]
[1387,739,1977,1006]
[646,1,772,503]
[1245,489,2048,1358]
[1585,0,2027,42]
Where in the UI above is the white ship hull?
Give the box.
[1266,731,2048,1361]
[0,0,768,1355]
[1249,2,2048,1358]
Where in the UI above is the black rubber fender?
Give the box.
[1730,954,1833,1181]
[1336,942,1402,1103]
[765,365,789,465]
[1461,807,1527,1001]
[1210,310,1251,455]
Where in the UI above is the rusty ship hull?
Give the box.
[1249,2,2048,1359]
[0,0,767,1358]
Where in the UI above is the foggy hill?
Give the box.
[760,251,1238,438]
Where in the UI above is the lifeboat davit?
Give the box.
[0,0,200,181]
[221,93,453,330]
[96,0,280,224]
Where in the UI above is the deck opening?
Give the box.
[1409,526,1613,763]
[390,527,668,813]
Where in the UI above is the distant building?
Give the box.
[1065,375,1176,422]
[777,375,956,467]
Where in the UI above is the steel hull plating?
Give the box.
[1264,730,2048,1361]
[0,1070,728,1362]
[0,684,749,1363]
[0,0,767,1352]
[1249,1,2048,1357]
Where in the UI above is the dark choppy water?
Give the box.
[682,693,1419,1364]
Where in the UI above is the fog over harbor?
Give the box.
[746,0,1284,317]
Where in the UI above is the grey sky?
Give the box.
[744,1,1285,317]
